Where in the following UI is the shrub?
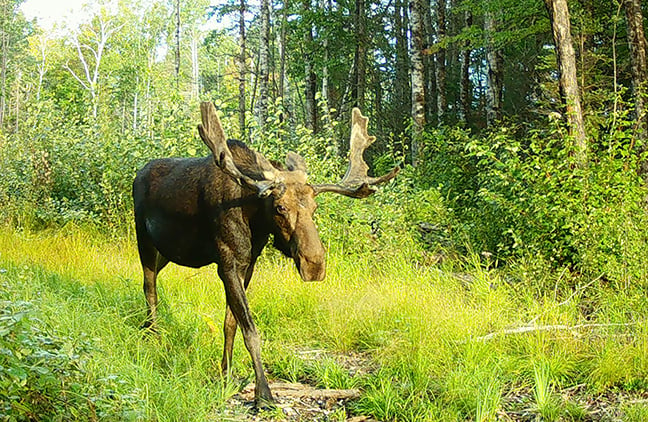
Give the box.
[0,300,140,420]
[414,120,648,282]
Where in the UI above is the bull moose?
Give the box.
[132,102,399,407]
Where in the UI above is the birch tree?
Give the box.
[485,10,503,126]
[459,10,472,123]
[302,0,317,132]
[544,0,587,164]
[410,0,426,165]
[256,0,270,129]
[623,0,648,141]
[435,0,447,124]
[64,8,121,118]
[174,0,181,90]
[238,0,247,139]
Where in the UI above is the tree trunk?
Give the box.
[544,0,587,165]
[321,0,331,110]
[394,0,410,133]
[238,0,247,140]
[175,0,181,91]
[302,0,317,132]
[623,0,648,144]
[353,0,366,110]
[459,10,472,123]
[278,3,290,123]
[485,11,503,127]
[278,7,287,101]
[410,0,426,165]
[257,0,270,129]
[435,0,447,125]
[423,0,435,123]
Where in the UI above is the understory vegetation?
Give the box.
[0,223,647,421]
[2,0,648,419]
[2,107,648,421]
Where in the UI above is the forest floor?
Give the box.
[1,227,648,421]
[224,379,648,422]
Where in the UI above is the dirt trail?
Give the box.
[224,382,375,421]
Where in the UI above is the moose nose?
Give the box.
[298,255,326,281]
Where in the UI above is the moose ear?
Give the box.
[285,152,307,173]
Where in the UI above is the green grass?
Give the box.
[1,226,648,420]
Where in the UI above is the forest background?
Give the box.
[2,0,648,420]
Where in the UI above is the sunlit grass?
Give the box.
[1,225,648,420]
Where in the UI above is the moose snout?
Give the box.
[296,253,326,281]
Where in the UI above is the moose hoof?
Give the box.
[140,319,159,335]
[254,396,276,411]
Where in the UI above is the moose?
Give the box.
[132,102,399,407]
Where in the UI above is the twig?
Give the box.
[473,321,642,342]
[527,274,603,325]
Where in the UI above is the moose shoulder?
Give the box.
[132,102,399,407]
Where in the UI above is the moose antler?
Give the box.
[312,108,400,198]
[198,102,280,195]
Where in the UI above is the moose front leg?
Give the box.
[221,255,260,375]
[218,265,273,407]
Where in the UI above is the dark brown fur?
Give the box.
[133,103,398,408]
[133,140,324,406]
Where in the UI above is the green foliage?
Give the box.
[0,101,196,231]
[413,118,648,282]
[0,300,139,420]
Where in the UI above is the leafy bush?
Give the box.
[414,120,648,282]
[0,300,140,420]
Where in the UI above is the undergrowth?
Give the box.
[0,228,647,420]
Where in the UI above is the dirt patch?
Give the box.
[499,384,648,421]
[222,382,376,422]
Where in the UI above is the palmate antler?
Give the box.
[312,108,400,198]
[198,102,281,195]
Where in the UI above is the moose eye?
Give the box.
[275,204,288,215]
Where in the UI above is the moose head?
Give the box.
[196,102,399,282]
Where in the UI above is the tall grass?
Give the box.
[1,226,648,420]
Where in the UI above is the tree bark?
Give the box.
[175,0,181,91]
[238,0,247,140]
[410,0,426,165]
[435,0,447,125]
[394,0,410,133]
[278,7,287,101]
[353,0,366,110]
[422,0,435,123]
[485,11,503,127]
[459,10,472,123]
[321,0,330,110]
[623,0,648,144]
[544,0,587,165]
[302,0,317,132]
[256,0,270,129]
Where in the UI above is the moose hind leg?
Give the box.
[138,240,168,330]
[221,305,237,375]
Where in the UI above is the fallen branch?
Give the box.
[237,382,361,401]
[473,321,642,342]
